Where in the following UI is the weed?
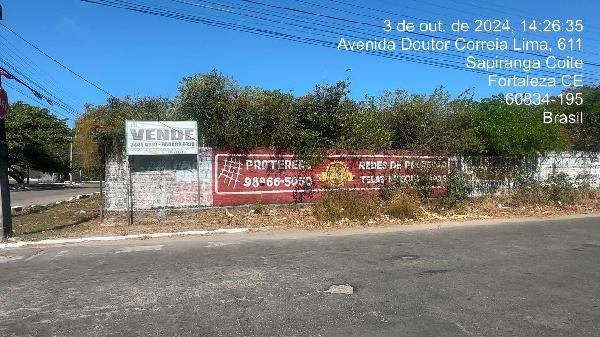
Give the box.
[442,170,473,206]
[253,200,265,214]
[313,190,379,222]
[385,193,422,220]
[511,174,550,205]
[512,173,594,206]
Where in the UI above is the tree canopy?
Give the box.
[6,101,72,183]
[73,70,599,172]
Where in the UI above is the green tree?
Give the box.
[175,70,239,147]
[556,86,600,151]
[74,96,173,174]
[335,97,393,150]
[296,81,351,147]
[378,87,474,152]
[6,101,72,183]
[465,95,569,157]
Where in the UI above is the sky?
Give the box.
[0,0,599,125]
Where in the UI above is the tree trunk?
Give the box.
[8,167,24,184]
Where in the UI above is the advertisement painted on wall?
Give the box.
[125,120,198,155]
[213,150,449,206]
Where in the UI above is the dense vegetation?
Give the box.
[74,70,599,174]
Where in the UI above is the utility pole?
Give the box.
[0,4,13,240]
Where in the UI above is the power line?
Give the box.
[3,81,72,121]
[440,0,600,35]
[1,65,51,105]
[172,0,482,65]
[173,0,600,80]
[0,22,116,99]
[1,7,196,142]
[0,35,83,111]
[376,0,600,39]
[242,0,600,67]
[83,0,600,83]
[316,0,600,59]
[82,0,507,76]
[0,59,79,116]
[0,31,85,104]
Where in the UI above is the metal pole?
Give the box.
[197,150,202,210]
[0,5,13,240]
[69,141,73,184]
[99,147,105,221]
[127,156,133,226]
[0,117,11,240]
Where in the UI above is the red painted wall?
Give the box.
[212,148,449,206]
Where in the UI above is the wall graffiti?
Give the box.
[105,148,600,210]
[104,148,213,210]
[212,150,449,206]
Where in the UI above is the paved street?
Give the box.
[1,216,599,337]
[9,183,100,207]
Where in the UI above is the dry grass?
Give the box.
[8,189,600,242]
[313,190,380,222]
[12,195,103,241]
[384,194,422,220]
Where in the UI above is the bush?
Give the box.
[512,174,549,205]
[544,173,584,204]
[313,191,379,222]
[253,200,265,214]
[443,170,473,206]
[380,176,410,201]
[573,173,597,200]
[385,193,422,220]
[383,167,437,202]
[512,173,594,205]
[412,167,435,200]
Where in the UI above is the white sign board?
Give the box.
[125,121,198,155]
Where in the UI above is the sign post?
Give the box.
[123,121,199,222]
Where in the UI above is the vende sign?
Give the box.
[125,121,198,155]
[0,87,8,119]
[213,150,449,206]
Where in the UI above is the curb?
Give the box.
[0,228,250,249]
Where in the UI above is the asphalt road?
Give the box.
[9,183,100,207]
[1,216,599,337]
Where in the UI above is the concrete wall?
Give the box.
[537,152,600,188]
[459,152,600,196]
[105,148,212,211]
[105,149,600,209]
[212,149,449,206]
[454,156,536,196]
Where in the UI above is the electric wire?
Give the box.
[0,22,116,99]
[82,0,600,82]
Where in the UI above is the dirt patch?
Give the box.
[12,195,103,241]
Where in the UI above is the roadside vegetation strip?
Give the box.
[6,171,599,244]
[10,192,100,215]
[0,228,250,249]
